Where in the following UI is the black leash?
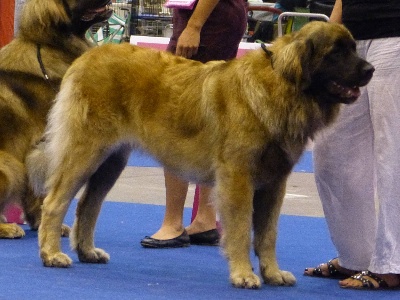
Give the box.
[37,44,58,92]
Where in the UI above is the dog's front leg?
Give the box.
[253,180,296,286]
[215,167,261,289]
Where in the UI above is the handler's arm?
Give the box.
[329,0,342,24]
[175,0,220,58]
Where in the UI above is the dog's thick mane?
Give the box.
[235,47,340,145]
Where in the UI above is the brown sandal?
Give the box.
[304,258,359,279]
[340,270,400,290]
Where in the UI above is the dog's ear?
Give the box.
[273,38,314,91]
[19,0,70,39]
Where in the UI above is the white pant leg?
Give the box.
[368,37,400,274]
[313,40,377,271]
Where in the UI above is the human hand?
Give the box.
[175,26,201,58]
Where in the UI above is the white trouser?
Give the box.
[313,37,400,273]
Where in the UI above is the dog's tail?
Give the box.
[25,140,48,197]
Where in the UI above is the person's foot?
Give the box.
[188,229,219,245]
[140,230,190,248]
[185,220,220,245]
[149,225,185,240]
[304,258,358,279]
[185,220,215,236]
[339,271,400,289]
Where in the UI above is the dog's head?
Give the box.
[70,0,114,34]
[270,21,374,104]
[18,0,113,41]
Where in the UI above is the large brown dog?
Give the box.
[37,21,374,288]
[0,0,112,238]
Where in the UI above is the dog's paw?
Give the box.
[42,252,73,268]
[61,224,70,237]
[230,271,262,289]
[263,270,296,286]
[0,223,25,239]
[78,248,110,264]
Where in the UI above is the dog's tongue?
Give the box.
[81,4,110,21]
[341,86,360,98]
[327,81,360,99]
[89,6,107,13]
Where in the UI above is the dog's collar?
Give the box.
[37,44,58,92]
[261,43,274,68]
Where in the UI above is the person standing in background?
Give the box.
[140,0,247,248]
[304,0,400,290]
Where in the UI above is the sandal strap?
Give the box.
[312,258,341,277]
[350,270,389,289]
[327,259,341,276]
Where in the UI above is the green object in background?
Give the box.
[292,7,310,31]
[86,9,131,45]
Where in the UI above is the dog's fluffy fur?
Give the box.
[36,21,374,288]
[0,0,112,238]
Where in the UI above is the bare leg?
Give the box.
[150,169,187,240]
[186,185,217,235]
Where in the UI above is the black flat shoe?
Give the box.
[189,229,220,246]
[140,230,190,248]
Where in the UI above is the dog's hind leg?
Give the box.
[253,179,296,286]
[39,180,83,267]
[25,141,70,236]
[21,186,71,236]
[39,144,119,267]
[20,186,43,230]
[0,151,26,238]
[215,168,262,289]
[71,145,132,264]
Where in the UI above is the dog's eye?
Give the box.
[330,44,343,56]
[338,39,356,51]
[330,39,356,57]
[348,40,357,51]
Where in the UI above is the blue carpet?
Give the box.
[128,150,314,173]
[1,201,398,300]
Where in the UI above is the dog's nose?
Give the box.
[363,63,375,79]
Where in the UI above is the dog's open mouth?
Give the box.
[81,1,113,22]
[326,81,361,103]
